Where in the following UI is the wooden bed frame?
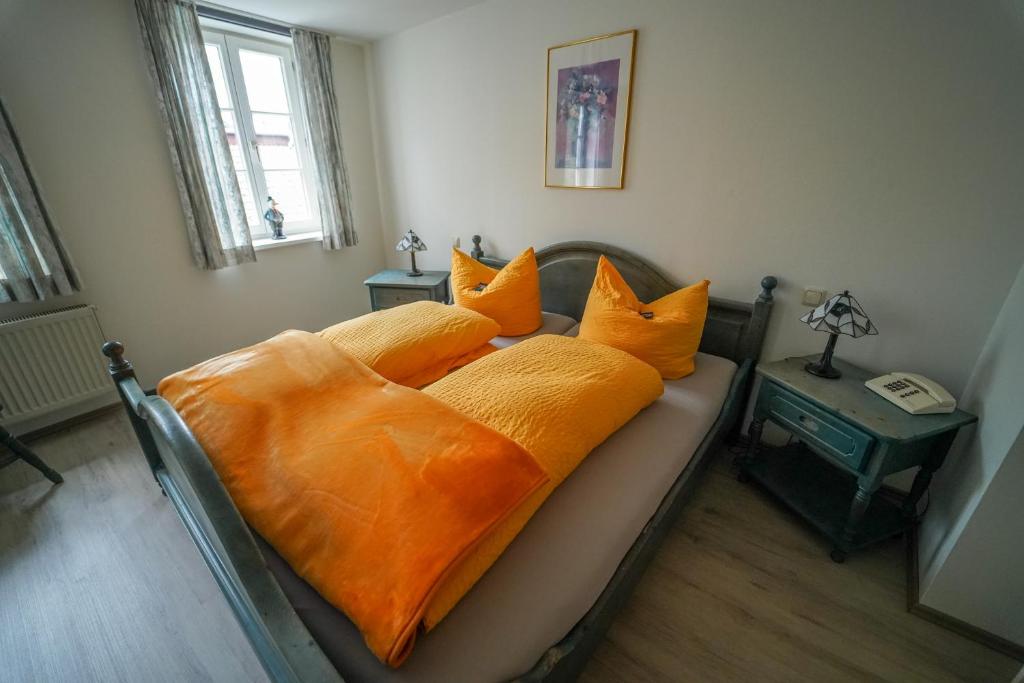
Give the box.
[100,240,776,683]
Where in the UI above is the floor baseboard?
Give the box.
[14,402,121,443]
[906,524,1024,662]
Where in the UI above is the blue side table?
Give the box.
[739,355,976,562]
[364,270,450,311]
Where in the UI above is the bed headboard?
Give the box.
[469,236,777,365]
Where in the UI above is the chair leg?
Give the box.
[1,430,63,485]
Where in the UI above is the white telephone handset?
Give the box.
[865,373,957,415]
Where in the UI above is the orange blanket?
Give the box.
[422,334,664,627]
[158,331,547,667]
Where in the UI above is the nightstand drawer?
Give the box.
[762,383,875,471]
[371,287,430,309]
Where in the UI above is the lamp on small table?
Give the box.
[800,290,877,379]
[395,229,427,277]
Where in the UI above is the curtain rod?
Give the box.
[196,4,292,37]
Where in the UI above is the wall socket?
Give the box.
[802,288,828,306]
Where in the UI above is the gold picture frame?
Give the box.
[545,29,637,189]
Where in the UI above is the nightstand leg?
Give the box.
[902,467,934,518]
[841,480,880,547]
[838,439,890,555]
[902,431,956,518]
[742,417,765,465]
[737,417,765,481]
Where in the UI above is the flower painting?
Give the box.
[546,30,636,189]
[555,59,620,170]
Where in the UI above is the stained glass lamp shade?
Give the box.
[799,290,878,379]
[395,229,427,276]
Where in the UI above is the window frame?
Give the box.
[201,27,320,239]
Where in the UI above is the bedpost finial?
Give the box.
[471,234,483,260]
[758,276,778,303]
[101,341,133,377]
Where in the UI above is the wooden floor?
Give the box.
[1,412,1019,682]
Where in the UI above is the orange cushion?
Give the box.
[450,247,542,336]
[318,301,499,387]
[578,255,710,379]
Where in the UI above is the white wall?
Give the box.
[923,432,1024,645]
[0,0,385,390]
[918,260,1024,646]
[371,0,1024,394]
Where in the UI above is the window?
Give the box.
[202,29,319,239]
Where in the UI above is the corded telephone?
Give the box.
[865,373,957,415]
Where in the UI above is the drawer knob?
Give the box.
[798,415,819,432]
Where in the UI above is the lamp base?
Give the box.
[405,251,423,277]
[805,360,842,379]
[804,332,842,379]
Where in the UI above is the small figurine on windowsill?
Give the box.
[263,196,285,240]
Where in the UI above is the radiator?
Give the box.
[0,304,114,429]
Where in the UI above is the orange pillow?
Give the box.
[318,301,499,387]
[450,247,542,336]
[578,255,710,379]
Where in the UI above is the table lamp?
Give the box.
[395,229,427,277]
[800,290,877,379]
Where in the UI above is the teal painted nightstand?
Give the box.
[739,355,977,562]
[364,270,450,311]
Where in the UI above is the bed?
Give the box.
[101,240,777,682]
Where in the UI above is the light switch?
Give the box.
[802,288,827,306]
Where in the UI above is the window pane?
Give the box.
[220,110,248,171]
[239,50,289,114]
[205,44,231,107]
[253,113,299,170]
[265,170,311,221]
[236,171,261,227]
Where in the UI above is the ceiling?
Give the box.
[207,0,487,40]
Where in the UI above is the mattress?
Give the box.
[257,351,737,683]
[490,311,577,348]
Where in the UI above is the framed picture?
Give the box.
[545,29,637,189]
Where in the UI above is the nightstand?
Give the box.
[739,355,977,562]
[364,270,450,311]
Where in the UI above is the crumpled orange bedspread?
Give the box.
[157,330,548,667]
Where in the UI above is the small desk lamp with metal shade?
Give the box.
[800,290,878,379]
[395,229,427,277]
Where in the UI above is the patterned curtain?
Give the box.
[135,0,255,270]
[291,29,358,249]
[0,100,82,303]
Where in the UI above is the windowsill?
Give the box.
[253,230,322,251]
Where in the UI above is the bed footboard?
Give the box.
[101,342,342,683]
